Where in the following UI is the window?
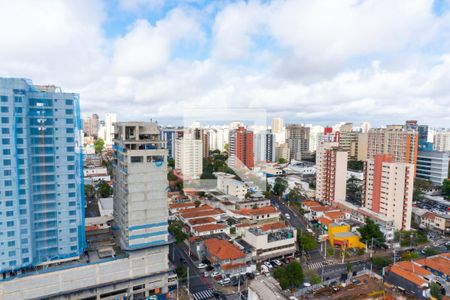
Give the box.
[68,183,75,188]
[14,96,22,103]
[8,251,16,257]
[4,180,12,186]
[131,156,143,163]
[7,231,14,237]
[1,117,8,123]
[66,118,73,124]
[5,201,13,207]
[5,191,12,197]
[4,170,11,176]
[15,107,22,113]
[16,128,23,134]
[69,192,76,198]
[6,221,14,227]
[1,107,8,113]
[67,137,74,143]
[23,258,29,263]
[66,128,74,133]
[67,146,74,152]
[67,156,75,161]
[3,159,11,165]
[65,109,73,115]
[7,241,15,247]
[67,165,75,171]
[6,211,14,217]
[68,174,75,179]
[65,99,73,105]
[9,261,16,266]
[1,128,9,134]
[3,149,11,155]
[69,210,76,216]
[0,96,7,102]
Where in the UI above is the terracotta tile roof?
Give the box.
[193,224,227,233]
[169,202,196,209]
[181,209,224,219]
[416,255,450,276]
[85,225,99,232]
[395,261,432,277]
[204,238,246,260]
[318,217,333,226]
[260,222,286,231]
[179,205,214,214]
[302,200,322,207]
[422,212,436,220]
[221,262,247,270]
[233,206,278,216]
[235,223,251,228]
[188,217,217,226]
[390,265,428,287]
[324,211,345,219]
[310,206,333,212]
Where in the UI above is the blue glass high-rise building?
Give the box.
[0,78,86,274]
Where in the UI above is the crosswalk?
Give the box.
[192,289,215,300]
[304,261,334,270]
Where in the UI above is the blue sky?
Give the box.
[1,0,450,127]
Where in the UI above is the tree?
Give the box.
[194,200,201,208]
[273,262,304,290]
[252,204,259,209]
[168,172,178,181]
[310,273,321,285]
[288,186,303,202]
[97,181,112,198]
[346,262,352,273]
[273,177,288,197]
[357,218,386,248]
[278,158,287,164]
[167,158,175,168]
[245,191,252,199]
[298,231,317,251]
[94,138,105,154]
[424,247,438,257]
[443,179,450,198]
[230,227,236,234]
[347,160,364,171]
[371,257,392,269]
[168,220,188,243]
[401,251,419,261]
[326,247,335,257]
[431,283,443,300]
[84,184,96,199]
[176,266,187,281]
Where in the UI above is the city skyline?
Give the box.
[1,1,450,127]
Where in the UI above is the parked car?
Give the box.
[246,272,255,279]
[285,213,291,220]
[264,261,273,269]
[197,263,208,269]
[272,259,282,266]
[211,271,220,277]
[219,278,231,285]
[303,282,311,287]
[203,271,209,277]
[213,275,223,281]
[206,266,214,271]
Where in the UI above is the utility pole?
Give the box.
[187,266,190,295]
[370,237,374,258]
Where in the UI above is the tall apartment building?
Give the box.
[175,128,203,179]
[271,117,285,145]
[104,113,117,146]
[83,113,99,137]
[160,126,183,159]
[306,125,324,153]
[275,143,290,162]
[362,154,414,230]
[113,122,170,250]
[316,142,348,205]
[416,151,450,185]
[229,126,254,169]
[286,124,310,161]
[367,125,418,165]
[339,131,359,160]
[254,131,276,163]
[434,129,450,152]
[0,78,86,274]
[202,130,210,158]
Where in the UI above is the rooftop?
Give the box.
[260,222,286,232]
[324,210,345,219]
[333,232,356,238]
[169,202,196,209]
[318,217,333,226]
[249,276,285,300]
[390,265,428,287]
[187,217,217,226]
[416,254,450,276]
[204,238,246,260]
[232,206,278,216]
[192,224,227,233]
[302,200,322,207]
[180,208,225,219]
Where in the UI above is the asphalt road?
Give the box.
[170,243,213,294]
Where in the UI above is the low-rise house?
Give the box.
[420,212,437,229]
[328,222,365,249]
[416,253,450,282]
[204,238,248,275]
[384,261,432,299]
[169,202,196,214]
[178,205,225,222]
[241,222,297,262]
[215,172,248,200]
[229,206,280,224]
[434,214,450,233]
[191,224,229,237]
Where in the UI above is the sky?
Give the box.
[1,0,450,127]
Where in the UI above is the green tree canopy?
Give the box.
[194,200,201,207]
[431,283,443,300]
[97,181,112,198]
[84,184,96,199]
[94,138,105,154]
[273,177,288,196]
[273,262,304,290]
[401,251,420,261]
[347,160,364,171]
[443,179,450,198]
[298,231,317,251]
[357,218,386,248]
[424,247,439,257]
[168,220,188,243]
[278,158,287,164]
[167,158,175,168]
[168,172,178,181]
[310,273,321,285]
[288,186,303,201]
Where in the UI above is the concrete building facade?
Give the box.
[316,142,348,205]
[416,151,449,185]
[229,126,254,169]
[362,154,414,230]
[286,124,310,161]
[175,129,203,179]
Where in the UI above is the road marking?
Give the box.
[192,289,215,300]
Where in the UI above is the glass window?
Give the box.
[4,170,11,176]
[1,128,9,134]
[0,96,8,102]
[66,128,74,133]
[7,231,14,237]
[6,211,14,217]
[1,117,8,123]
[3,159,11,165]
[1,107,8,113]
[65,99,73,105]
[3,149,11,155]
[65,109,73,115]
[131,156,143,163]
[66,118,73,124]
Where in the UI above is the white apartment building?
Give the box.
[242,223,297,262]
[362,154,414,231]
[215,172,248,200]
[433,129,450,152]
[316,141,348,205]
[175,129,203,179]
[271,117,286,145]
[104,113,117,146]
[254,131,276,163]
[306,124,324,153]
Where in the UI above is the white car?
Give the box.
[197,263,208,269]
[264,261,273,269]
[272,259,282,266]
[219,278,231,285]
[303,282,311,287]
[211,271,220,277]
[285,213,291,220]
